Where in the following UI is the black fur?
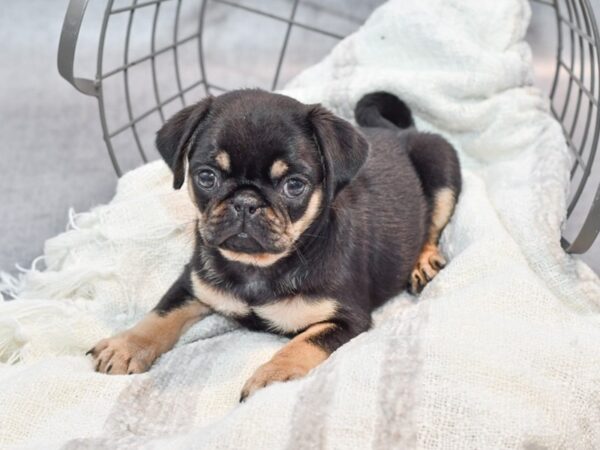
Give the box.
[156,97,213,189]
[355,91,414,130]
[154,89,461,359]
[152,264,195,316]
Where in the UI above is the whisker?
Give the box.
[289,240,309,266]
[299,232,324,238]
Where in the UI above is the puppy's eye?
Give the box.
[283,177,306,198]
[195,169,218,190]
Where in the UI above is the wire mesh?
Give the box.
[59,0,600,253]
[530,0,600,253]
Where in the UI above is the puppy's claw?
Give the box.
[240,359,308,401]
[429,253,446,271]
[88,332,159,375]
[409,244,446,294]
[409,276,424,295]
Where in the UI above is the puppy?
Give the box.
[88,89,461,400]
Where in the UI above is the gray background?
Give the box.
[0,0,599,274]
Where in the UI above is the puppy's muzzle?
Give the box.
[230,190,265,221]
[215,189,277,253]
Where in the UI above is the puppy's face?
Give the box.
[156,89,368,267]
[188,95,324,265]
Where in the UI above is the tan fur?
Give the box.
[217,248,289,267]
[240,323,334,399]
[410,188,455,292]
[428,187,455,243]
[286,188,323,241]
[254,296,338,333]
[410,243,446,292]
[187,178,197,204]
[264,207,284,228]
[215,151,231,172]
[190,271,250,316]
[217,188,322,267]
[209,201,228,220]
[270,159,289,179]
[186,181,208,232]
[89,302,210,374]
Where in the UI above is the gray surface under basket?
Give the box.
[0,0,599,275]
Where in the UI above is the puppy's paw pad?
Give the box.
[409,244,446,294]
[87,333,158,375]
[240,360,307,401]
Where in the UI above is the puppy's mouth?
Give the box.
[219,232,265,254]
[201,198,292,260]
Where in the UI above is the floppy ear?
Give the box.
[308,105,369,198]
[155,97,213,189]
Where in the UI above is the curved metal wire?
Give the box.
[172,0,187,107]
[271,0,300,91]
[123,0,149,163]
[198,0,210,96]
[61,0,600,253]
[565,0,585,174]
[536,0,600,252]
[96,0,121,176]
[150,1,166,123]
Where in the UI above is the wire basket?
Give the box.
[58,0,600,254]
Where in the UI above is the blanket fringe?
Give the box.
[0,201,191,364]
[0,301,85,363]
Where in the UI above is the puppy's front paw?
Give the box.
[240,357,309,402]
[87,332,160,375]
[409,243,446,294]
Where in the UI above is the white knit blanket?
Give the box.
[2,0,600,448]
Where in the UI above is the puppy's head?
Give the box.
[156,89,368,267]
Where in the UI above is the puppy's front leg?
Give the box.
[88,270,211,374]
[240,321,361,401]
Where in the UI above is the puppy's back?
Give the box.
[334,127,428,308]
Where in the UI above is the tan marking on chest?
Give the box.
[190,272,250,316]
[253,296,338,333]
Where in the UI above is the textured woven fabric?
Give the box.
[1,0,600,448]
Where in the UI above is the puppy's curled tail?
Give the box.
[355,92,414,130]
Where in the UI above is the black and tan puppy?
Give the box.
[88,89,461,400]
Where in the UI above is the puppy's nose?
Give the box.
[231,191,264,218]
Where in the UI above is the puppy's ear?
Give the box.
[308,105,369,197]
[156,97,213,189]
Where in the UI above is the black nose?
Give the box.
[231,190,264,218]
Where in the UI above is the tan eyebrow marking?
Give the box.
[215,151,231,172]
[270,159,289,179]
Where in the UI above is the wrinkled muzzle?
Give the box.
[201,189,291,254]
